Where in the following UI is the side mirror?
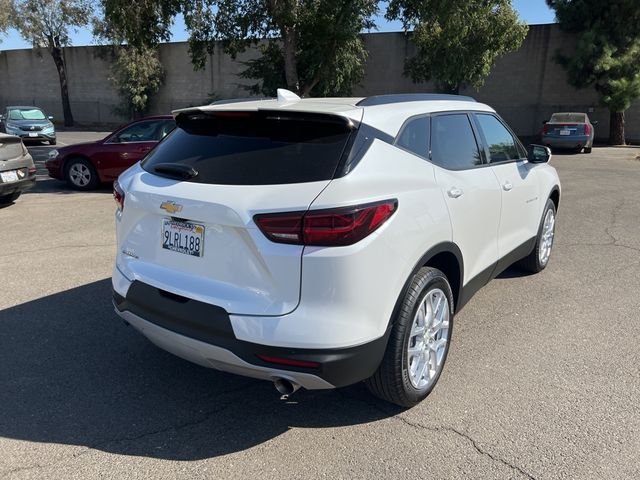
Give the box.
[591,120,598,126]
[0,115,5,121]
[48,116,54,121]
[527,144,551,163]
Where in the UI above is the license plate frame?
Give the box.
[28,132,38,138]
[559,129,571,136]
[161,218,205,257]
[0,170,19,183]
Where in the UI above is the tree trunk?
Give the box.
[281,26,300,94]
[609,110,625,145]
[50,46,74,127]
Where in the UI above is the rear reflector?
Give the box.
[256,355,320,369]
[254,200,398,246]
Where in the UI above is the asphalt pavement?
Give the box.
[1,138,639,479]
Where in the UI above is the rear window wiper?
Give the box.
[150,163,198,180]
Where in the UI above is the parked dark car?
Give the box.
[45,116,175,190]
[542,112,596,154]
[0,106,56,145]
[0,133,37,205]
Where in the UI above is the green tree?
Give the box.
[100,0,378,97]
[10,0,95,127]
[0,0,11,34]
[108,46,164,119]
[387,0,528,94]
[93,13,165,120]
[547,0,640,145]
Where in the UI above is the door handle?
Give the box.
[502,181,513,191]
[447,187,464,199]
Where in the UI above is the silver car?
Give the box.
[0,133,36,205]
[542,112,596,154]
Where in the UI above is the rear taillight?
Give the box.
[584,123,591,136]
[542,123,549,135]
[28,166,37,175]
[255,200,398,247]
[113,180,125,211]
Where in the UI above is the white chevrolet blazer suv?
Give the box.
[112,91,560,407]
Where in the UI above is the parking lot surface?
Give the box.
[1,136,639,479]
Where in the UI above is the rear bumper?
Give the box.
[0,173,36,196]
[542,135,591,149]
[112,276,390,389]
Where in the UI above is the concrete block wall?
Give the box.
[1,25,638,140]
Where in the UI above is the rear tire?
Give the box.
[366,267,454,408]
[584,146,592,154]
[518,199,556,273]
[49,139,57,146]
[0,192,21,205]
[65,158,99,190]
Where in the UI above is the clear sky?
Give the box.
[0,0,556,51]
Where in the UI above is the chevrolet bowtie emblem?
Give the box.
[160,201,183,214]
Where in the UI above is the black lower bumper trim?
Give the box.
[114,281,390,388]
[0,176,36,196]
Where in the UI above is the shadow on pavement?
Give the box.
[0,279,395,461]
[24,178,113,195]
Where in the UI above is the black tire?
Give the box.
[518,198,557,273]
[366,267,454,407]
[584,146,592,154]
[65,157,99,190]
[0,192,21,205]
[49,139,57,146]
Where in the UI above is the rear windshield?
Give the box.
[550,113,586,123]
[0,137,25,161]
[142,111,355,185]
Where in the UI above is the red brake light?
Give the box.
[255,200,398,247]
[584,123,591,135]
[543,123,549,135]
[113,180,125,211]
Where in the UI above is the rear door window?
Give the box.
[142,111,355,185]
[475,114,522,163]
[430,114,483,170]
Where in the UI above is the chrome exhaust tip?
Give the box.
[274,378,300,396]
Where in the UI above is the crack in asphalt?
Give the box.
[557,200,640,254]
[341,391,537,480]
[1,383,255,478]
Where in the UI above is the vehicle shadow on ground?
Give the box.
[0,279,397,463]
[495,265,536,280]
[24,178,113,195]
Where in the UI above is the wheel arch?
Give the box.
[390,243,464,325]
[549,186,560,211]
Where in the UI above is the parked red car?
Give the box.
[45,116,175,190]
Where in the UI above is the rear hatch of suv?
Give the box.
[115,108,360,316]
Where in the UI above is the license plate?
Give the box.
[162,218,204,257]
[0,170,18,183]
[559,129,571,136]
[28,132,38,137]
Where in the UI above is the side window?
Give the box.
[431,114,482,170]
[158,120,176,139]
[475,114,521,162]
[113,121,159,143]
[396,116,430,158]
